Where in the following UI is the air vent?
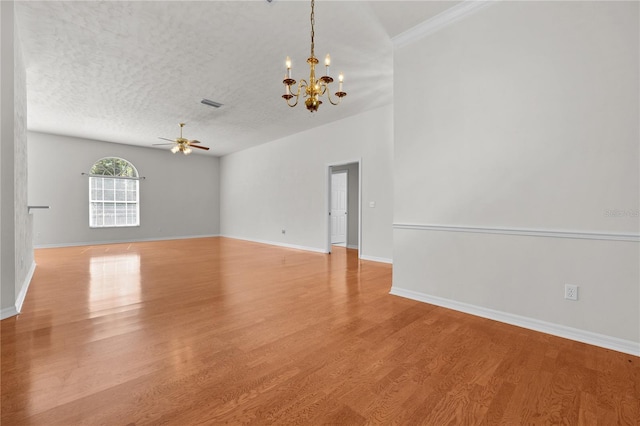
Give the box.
[201,99,223,108]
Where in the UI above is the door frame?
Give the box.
[325,159,361,255]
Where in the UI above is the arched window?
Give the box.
[89,157,140,228]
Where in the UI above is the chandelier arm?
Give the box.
[319,82,328,96]
[286,95,300,108]
[326,89,342,106]
[298,79,309,96]
[286,79,309,107]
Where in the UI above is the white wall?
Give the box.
[331,162,359,248]
[393,2,639,353]
[28,132,220,246]
[0,0,15,315]
[1,0,34,319]
[220,105,393,262]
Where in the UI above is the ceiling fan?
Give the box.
[153,123,210,155]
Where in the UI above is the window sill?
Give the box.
[89,225,141,229]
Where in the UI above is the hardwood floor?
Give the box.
[1,237,638,425]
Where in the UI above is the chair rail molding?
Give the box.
[393,223,640,243]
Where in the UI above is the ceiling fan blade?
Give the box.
[152,143,176,146]
[158,137,175,142]
[190,144,210,150]
[189,139,201,144]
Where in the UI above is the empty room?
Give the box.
[1,0,638,424]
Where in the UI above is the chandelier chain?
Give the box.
[310,0,315,58]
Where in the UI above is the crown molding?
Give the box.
[393,0,496,49]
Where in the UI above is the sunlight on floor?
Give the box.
[89,253,141,311]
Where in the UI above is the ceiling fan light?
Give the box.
[184,147,192,155]
[171,145,179,153]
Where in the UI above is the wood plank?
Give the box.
[1,237,637,424]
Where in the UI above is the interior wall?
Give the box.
[393,2,639,349]
[28,132,220,246]
[1,0,33,319]
[220,105,393,262]
[0,0,16,314]
[331,163,359,248]
[13,5,32,311]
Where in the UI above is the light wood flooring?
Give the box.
[1,237,638,425]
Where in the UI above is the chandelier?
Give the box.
[281,0,346,112]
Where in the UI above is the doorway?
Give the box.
[326,160,361,254]
[331,171,348,247]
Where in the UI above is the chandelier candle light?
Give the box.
[282,0,346,112]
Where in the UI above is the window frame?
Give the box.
[88,157,141,229]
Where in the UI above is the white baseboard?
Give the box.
[222,235,327,254]
[360,255,393,264]
[347,244,358,250]
[221,236,393,263]
[389,287,640,357]
[0,261,37,320]
[16,261,36,313]
[0,306,19,320]
[34,234,221,249]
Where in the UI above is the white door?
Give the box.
[331,171,348,245]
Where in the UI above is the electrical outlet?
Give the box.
[564,284,578,301]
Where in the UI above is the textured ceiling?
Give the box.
[15,1,458,156]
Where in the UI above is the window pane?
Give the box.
[101,178,113,201]
[103,204,115,226]
[115,203,127,226]
[116,187,126,201]
[90,203,96,227]
[127,204,137,225]
[90,178,99,201]
[90,202,103,227]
